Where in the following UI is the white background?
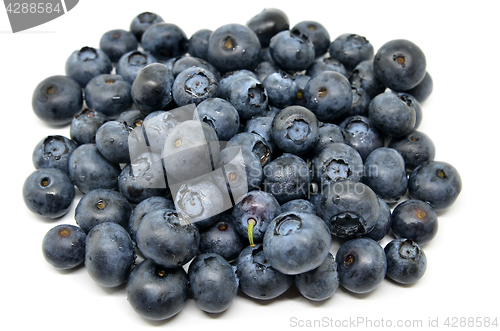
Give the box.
[1,0,499,330]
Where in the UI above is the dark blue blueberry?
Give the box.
[403,71,433,103]
[23,168,75,219]
[292,21,330,58]
[306,56,348,78]
[408,161,462,211]
[136,209,199,268]
[70,109,109,145]
[344,86,371,118]
[188,29,213,61]
[42,224,86,270]
[95,120,132,164]
[254,61,280,83]
[269,30,315,72]
[131,63,175,116]
[207,23,262,72]
[303,71,352,122]
[141,23,188,61]
[262,71,298,108]
[369,91,416,138]
[373,39,427,91]
[218,69,258,100]
[293,74,310,106]
[172,66,219,106]
[246,8,289,48]
[32,135,78,176]
[336,237,387,294]
[316,180,380,238]
[271,105,319,155]
[188,253,238,313]
[75,189,132,234]
[85,222,135,287]
[32,75,83,126]
[99,29,138,63]
[314,123,345,154]
[128,196,174,243]
[126,259,188,321]
[391,199,438,245]
[281,199,316,215]
[395,92,423,130]
[171,56,220,80]
[84,74,133,119]
[227,132,272,166]
[263,210,331,275]
[262,153,311,204]
[364,197,392,242]
[340,115,384,161]
[389,130,436,172]
[116,109,144,128]
[116,50,158,85]
[294,252,339,301]
[244,116,277,153]
[329,34,374,71]
[385,238,427,284]
[68,144,121,194]
[65,47,112,88]
[349,60,386,99]
[194,98,240,141]
[129,12,164,41]
[199,214,246,261]
[234,244,293,300]
[226,76,268,120]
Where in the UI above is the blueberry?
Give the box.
[294,253,339,301]
[227,132,272,167]
[129,12,164,41]
[402,71,433,103]
[392,199,438,245]
[68,144,121,194]
[263,210,331,275]
[32,75,83,126]
[188,29,213,61]
[373,39,427,91]
[395,92,423,130]
[234,244,293,300]
[128,196,174,243]
[336,237,387,294]
[141,22,188,61]
[314,123,345,154]
[303,71,352,122]
[70,109,109,145]
[194,98,240,142]
[340,115,384,161]
[369,91,416,138]
[207,23,262,72]
[32,135,78,176]
[171,56,220,80]
[291,21,330,58]
[344,86,371,118]
[385,238,427,284]
[364,197,392,242]
[388,130,436,172]
[280,199,317,215]
[84,74,133,119]
[116,109,145,128]
[254,61,281,83]
[244,116,277,153]
[95,120,132,164]
[75,189,132,234]
[42,224,86,270]
[23,168,75,219]
[136,209,199,268]
[329,34,374,71]
[408,161,462,211]
[246,8,289,48]
[85,222,135,288]
[306,56,348,78]
[349,60,386,99]
[65,47,112,88]
[262,71,298,108]
[226,76,268,120]
[218,69,258,100]
[116,50,158,85]
[269,30,315,72]
[172,66,219,106]
[188,253,238,313]
[99,29,138,63]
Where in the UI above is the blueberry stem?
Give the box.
[248,218,257,247]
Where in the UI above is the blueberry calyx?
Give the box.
[78,46,98,61]
[324,158,351,182]
[344,253,356,267]
[274,214,302,236]
[331,212,366,237]
[398,239,420,260]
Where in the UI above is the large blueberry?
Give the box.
[385,238,427,284]
[32,135,78,176]
[329,34,374,71]
[141,23,188,61]
[99,29,138,63]
[391,199,438,245]
[42,224,86,270]
[246,8,289,48]
[116,50,158,84]
[84,74,133,119]
[65,47,112,87]
[70,109,109,145]
[313,143,364,188]
[294,252,339,301]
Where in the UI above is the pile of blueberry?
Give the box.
[24,8,462,320]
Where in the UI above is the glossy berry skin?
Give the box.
[226,76,268,120]
[281,199,316,215]
[246,8,289,48]
[369,91,416,138]
[329,34,374,71]
[336,237,387,294]
[373,39,426,91]
[129,12,164,41]
[65,47,112,88]
[254,61,281,83]
[245,116,277,153]
[292,21,330,58]
[126,259,188,321]
[116,50,158,85]
[403,71,433,103]
[70,109,109,145]
[395,92,423,130]
[85,222,135,288]
[364,198,392,242]
[263,71,298,108]
[42,224,86,270]
[74,189,132,234]
[199,214,246,261]
[294,253,339,301]
[392,200,438,245]
[349,60,386,99]
[306,56,348,78]
[99,29,138,63]
[408,161,462,211]
[128,196,174,243]
[23,168,75,219]
[303,71,352,122]
[269,30,315,72]
[234,244,293,300]
[344,87,371,119]
[141,23,188,61]
[188,253,238,313]
[131,63,175,116]
[95,121,131,164]
[207,23,262,73]
[363,147,408,203]
[116,109,144,128]
[32,135,78,176]
[136,209,200,268]
[271,105,319,155]
[263,210,332,275]
[314,123,345,154]
[32,75,83,126]
[385,238,427,285]
[188,29,213,61]
[68,144,121,194]
[195,98,240,142]
[218,69,258,100]
[340,115,383,161]
[172,66,219,106]
[84,74,133,119]
[389,130,436,172]
[227,132,272,167]
[171,56,220,80]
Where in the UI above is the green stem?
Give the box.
[247,218,256,247]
